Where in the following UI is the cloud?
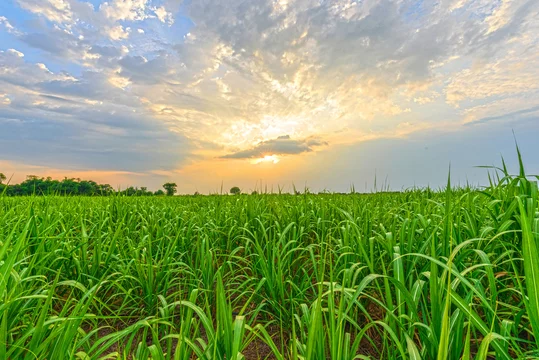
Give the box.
[100,0,149,22]
[0,16,15,32]
[15,0,155,42]
[2,0,539,187]
[0,49,64,88]
[485,0,534,35]
[107,25,130,40]
[0,93,11,105]
[88,45,123,58]
[17,21,91,60]
[0,100,191,172]
[118,54,175,84]
[11,0,539,142]
[445,44,539,106]
[7,49,24,57]
[153,6,173,25]
[221,135,327,159]
[16,0,74,24]
[465,105,539,126]
[0,47,192,173]
[166,0,530,147]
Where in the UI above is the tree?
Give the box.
[163,183,177,196]
[97,184,114,195]
[154,189,165,196]
[124,186,137,196]
[230,186,241,195]
[79,180,97,195]
[0,173,6,184]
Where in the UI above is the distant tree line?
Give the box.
[1,172,384,197]
[0,174,170,196]
[0,174,251,197]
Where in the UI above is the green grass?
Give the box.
[1,159,538,359]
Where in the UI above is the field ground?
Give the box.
[1,163,539,359]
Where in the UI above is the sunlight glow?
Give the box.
[251,155,280,164]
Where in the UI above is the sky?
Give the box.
[0,0,538,193]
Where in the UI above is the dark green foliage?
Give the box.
[0,175,114,196]
[163,182,177,196]
[0,175,164,196]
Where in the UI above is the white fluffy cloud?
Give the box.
[153,6,173,24]
[16,0,74,23]
[100,0,149,22]
[0,16,15,32]
[15,0,162,40]
[107,25,130,40]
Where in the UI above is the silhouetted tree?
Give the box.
[163,183,177,196]
[154,189,165,196]
[0,173,6,184]
[230,186,241,195]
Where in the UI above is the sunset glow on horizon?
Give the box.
[251,155,281,165]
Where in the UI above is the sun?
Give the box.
[251,154,280,164]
